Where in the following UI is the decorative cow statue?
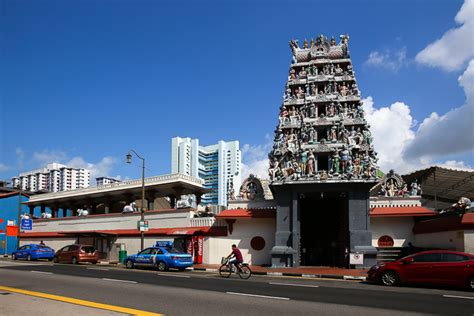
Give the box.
[41,212,52,219]
[77,208,89,216]
[123,202,137,213]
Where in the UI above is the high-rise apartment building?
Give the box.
[171,137,241,206]
[96,176,121,186]
[12,163,91,192]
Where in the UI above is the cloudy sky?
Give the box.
[1,0,472,182]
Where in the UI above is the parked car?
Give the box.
[12,244,55,261]
[367,250,474,290]
[53,244,99,264]
[125,246,193,272]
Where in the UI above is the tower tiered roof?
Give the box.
[268,34,378,183]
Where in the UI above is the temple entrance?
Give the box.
[300,192,348,267]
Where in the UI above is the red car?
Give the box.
[367,250,474,290]
[53,244,99,264]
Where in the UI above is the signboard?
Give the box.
[6,226,18,237]
[21,219,33,231]
[349,253,364,265]
[137,220,149,232]
[155,241,173,248]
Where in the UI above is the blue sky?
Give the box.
[1,0,473,182]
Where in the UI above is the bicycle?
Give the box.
[219,257,252,279]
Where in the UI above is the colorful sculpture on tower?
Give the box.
[269,34,379,182]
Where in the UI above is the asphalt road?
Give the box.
[0,260,473,315]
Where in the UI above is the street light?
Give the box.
[126,150,146,251]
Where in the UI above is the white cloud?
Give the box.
[362,97,418,173]
[415,0,474,71]
[363,94,473,174]
[28,149,117,179]
[241,141,272,180]
[15,147,25,168]
[404,61,474,161]
[66,156,117,179]
[0,163,10,172]
[436,160,473,171]
[32,149,68,166]
[365,47,407,72]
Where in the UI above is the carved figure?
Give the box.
[41,212,52,219]
[123,202,137,213]
[77,208,89,216]
[306,152,315,175]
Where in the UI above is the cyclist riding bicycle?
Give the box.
[226,244,243,272]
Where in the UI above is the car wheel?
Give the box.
[11,253,17,260]
[157,261,168,272]
[91,261,97,265]
[381,271,399,286]
[53,256,59,263]
[468,276,474,291]
[71,257,78,264]
[26,254,32,261]
[178,268,186,271]
[48,258,53,262]
[125,259,134,269]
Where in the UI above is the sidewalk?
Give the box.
[192,264,368,281]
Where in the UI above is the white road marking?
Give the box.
[269,282,319,288]
[443,294,474,300]
[87,268,110,271]
[156,273,191,278]
[30,271,53,275]
[226,292,290,300]
[102,278,137,284]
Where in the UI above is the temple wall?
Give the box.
[370,217,414,247]
[205,218,275,265]
[414,230,464,251]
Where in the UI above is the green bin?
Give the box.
[119,250,127,263]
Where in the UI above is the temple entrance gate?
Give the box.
[300,192,348,267]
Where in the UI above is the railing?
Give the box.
[28,173,204,201]
[190,217,217,227]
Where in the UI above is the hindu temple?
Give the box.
[269,35,379,267]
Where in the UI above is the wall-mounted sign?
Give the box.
[350,253,364,265]
[21,219,33,231]
[137,220,149,232]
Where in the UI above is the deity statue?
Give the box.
[340,145,350,173]
[331,151,340,174]
[309,103,317,118]
[330,36,336,46]
[339,82,348,96]
[303,39,308,49]
[410,181,420,196]
[299,67,307,78]
[335,64,343,75]
[330,125,337,141]
[311,83,317,96]
[310,38,314,48]
[308,126,316,144]
[300,150,308,175]
[296,86,305,99]
[289,68,296,80]
[306,151,315,175]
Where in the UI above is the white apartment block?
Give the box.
[172,137,241,207]
[96,176,121,186]
[12,163,91,192]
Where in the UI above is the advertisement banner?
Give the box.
[6,226,18,237]
[197,235,203,264]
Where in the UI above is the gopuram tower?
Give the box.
[269,35,379,268]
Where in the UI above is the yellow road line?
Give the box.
[0,285,163,316]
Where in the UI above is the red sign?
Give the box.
[6,226,18,237]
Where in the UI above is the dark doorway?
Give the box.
[300,192,348,267]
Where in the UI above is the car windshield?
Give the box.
[38,246,53,250]
[167,248,185,254]
[81,246,96,253]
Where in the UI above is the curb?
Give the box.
[190,267,366,281]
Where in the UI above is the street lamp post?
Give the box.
[126,150,146,251]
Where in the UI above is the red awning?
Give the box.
[370,206,437,217]
[20,226,227,238]
[215,208,276,219]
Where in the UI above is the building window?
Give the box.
[250,236,266,251]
